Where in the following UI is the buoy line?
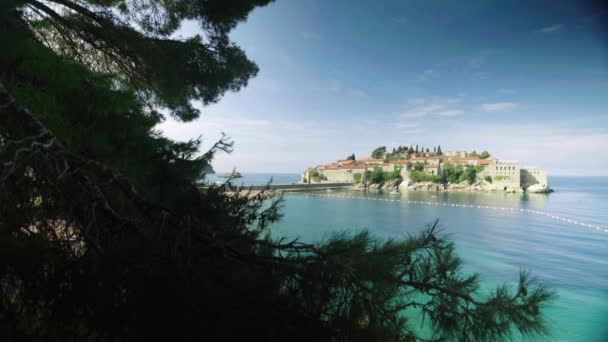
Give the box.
[290,192,608,234]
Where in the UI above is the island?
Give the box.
[301,145,551,193]
[217,171,242,179]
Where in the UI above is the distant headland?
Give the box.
[301,145,551,193]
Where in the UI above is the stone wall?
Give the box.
[479,160,521,190]
[321,169,357,183]
[521,169,548,188]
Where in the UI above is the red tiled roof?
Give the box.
[477,159,494,165]
[324,165,369,170]
[449,157,480,162]
[410,157,427,161]
[357,157,384,162]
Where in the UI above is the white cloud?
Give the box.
[407,97,426,105]
[416,69,440,82]
[438,109,464,116]
[401,110,428,118]
[396,122,419,129]
[538,24,563,33]
[482,102,517,111]
[401,97,462,118]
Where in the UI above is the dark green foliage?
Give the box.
[370,167,385,183]
[346,153,356,160]
[384,168,402,182]
[485,175,493,183]
[353,172,362,183]
[462,165,478,184]
[20,0,271,121]
[480,150,491,159]
[441,163,479,184]
[0,1,555,341]
[395,145,407,154]
[367,167,402,184]
[437,145,442,155]
[310,168,320,182]
[469,150,479,157]
[409,170,442,183]
[371,146,386,159]
[414,162,425,171]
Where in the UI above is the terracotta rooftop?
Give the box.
[357,157,384,162]
[324,165,369,170]
[448,157,480,162]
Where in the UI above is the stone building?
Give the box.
[447,157,480,166]
[424,164,441,175]
[425,157,442,165]
[479,160,521,190]
[521,168,548,189]
[320,165,369,183]
[444,150,467,158]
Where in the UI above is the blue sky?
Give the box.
[159,0,608,176]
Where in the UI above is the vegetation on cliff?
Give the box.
[1,1,553,341]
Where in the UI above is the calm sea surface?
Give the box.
[205,173,301,186]
[250,175,607,341]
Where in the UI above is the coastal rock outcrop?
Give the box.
[408,181,444,191]
[526,183,553,193]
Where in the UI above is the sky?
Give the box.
[158,0,608,176]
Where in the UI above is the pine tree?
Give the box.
[0,2,554,341]
[437,145,443,155]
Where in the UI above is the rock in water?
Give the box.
[218,172,242,178]
[526,183,552,193]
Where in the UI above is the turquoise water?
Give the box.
[205,173,300,186]
[268,176,608,341]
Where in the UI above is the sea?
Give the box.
[208,174,608,341]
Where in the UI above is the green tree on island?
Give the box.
[371,146,387,159]
[0,1,554,341]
